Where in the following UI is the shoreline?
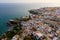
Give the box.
[1,7,60,40]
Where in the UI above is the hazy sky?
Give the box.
[0,0,60,3]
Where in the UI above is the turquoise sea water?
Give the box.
[0,3,60,35]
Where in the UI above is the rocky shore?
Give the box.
[0,7,60,40]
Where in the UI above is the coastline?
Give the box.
[0,7,60,40]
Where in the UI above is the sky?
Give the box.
[0,0,60,3]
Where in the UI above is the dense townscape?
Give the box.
[0,7,60,40]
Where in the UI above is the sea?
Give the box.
[0,3,60,35]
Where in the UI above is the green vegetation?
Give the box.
[1,26,21,40]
